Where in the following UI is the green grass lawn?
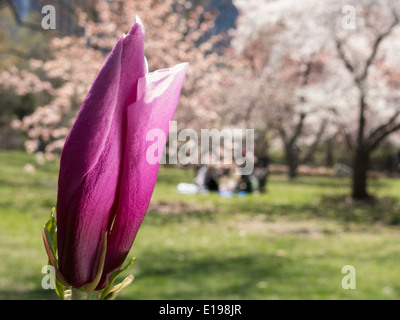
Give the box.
[0,150,400,299]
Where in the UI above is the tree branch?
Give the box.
[368,121,400,152]
[335,12,398,85]
[366,110,400,146]
[361,13,399,82]
[357,93,367,149]
[329,107,354,150]
[300,118,327,164]
[335,38,356,77]
[277,123,287,143]
[288,112,306,146]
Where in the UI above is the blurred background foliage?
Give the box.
[0,0,399,190]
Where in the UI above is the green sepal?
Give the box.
[98,256,136,300]
[43,208,68,299]
[43,208,58,266]
[54,276,66,300]
[103,275,134,300]
[43,208,136,300]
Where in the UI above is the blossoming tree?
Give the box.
[2,0,227,157]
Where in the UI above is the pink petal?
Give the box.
[98,62,189,288]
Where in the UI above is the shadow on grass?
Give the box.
[315,195,400,225]
[149,192,400,226]
[271,176,350,188]
[0,288,57,300]
[243,195,400,225]
[0,251,289,300]
[0,179,57,188]
[0,274,58,300]
[124,248,292,299]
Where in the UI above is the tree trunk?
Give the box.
[351,149,371,199]
[325,138,334,167]
[285,145,298,179]
[288,164,298,179]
